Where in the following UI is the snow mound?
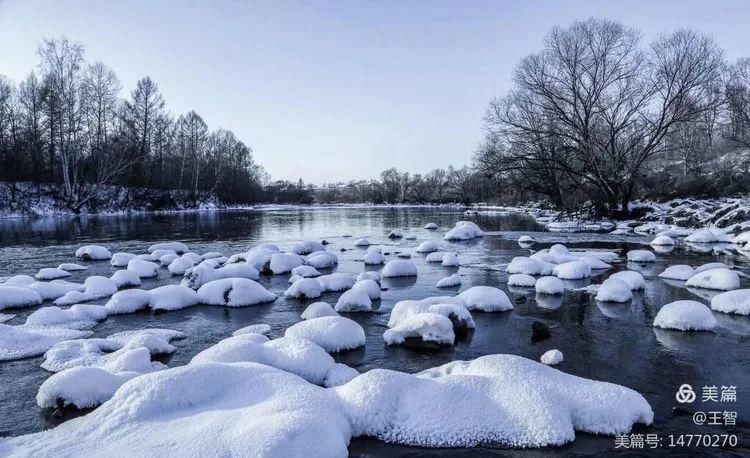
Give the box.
[28,280,84,300]
[424,222,438,230]
[685,268,740,291]
[685,228,732,244]
[595,278,633,303]
[424,251,448,262]
[292,241,326,255]
[552,261,591,279]
[0,286,43,310]
[388,299,474,332]
[301,302,338,320]
[110,269,141,288]
[507,274,536,287]
[181,262,259,289]
[626,250,656,262]
[35,268,71,280]
[540,349,564,366]
[610,271,645,290]
[324,363,359,388]
[353,238,371,247]
[198,278,276,306]
[317,273,355,292]
[292,265,321,278]
[111,252,136,267]
[37,366,131,409]
[658,265,695,281]
[148,242,189,254]
[458,286,513,312]
[710,289,750,315]
[25,304,107,330]
[653,300,717,331]
[444,221,484,241]
[0,324,92,361]
[363,247,386,265]
[506,256,554,276]
[105,289,151,314]
[442,252,459,267]
[285,278,323,299]
[167,256,196,275]
[3,274,35,286]
[535,276,564,295]
[694,262,728,273]
[75,245,112,261]
[127,258,160,278]
[58,263,88,272]
[437,274,461,288]
[285,316,366,352]
[306,251,339,269]
[149,285,199,311]
[388,229,404,239]
[268,253,303,274]
[518,235,535,245]
[416,241,440,253]
[357,271,381,283]
[384,312,455,346]
[650,235,675,246]
[335,286,372,313]
[382,260,418,278]
[232,323,272,336]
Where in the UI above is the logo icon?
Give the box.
[676,384,696,404]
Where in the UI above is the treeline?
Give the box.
[474,18,750,217]
[0,37,267,212]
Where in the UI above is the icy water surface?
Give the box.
[0,207,749,456]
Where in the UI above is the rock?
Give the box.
[531,321,551,342]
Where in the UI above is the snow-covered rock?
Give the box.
[356,271,381,283]
[388,229,404,239]
[610,271,645,290]
[540,349,564,366]
[685,228,732,244]
[335,287,372,313]
[595,278,633,303]
[424,222,438,230]
[37,366,131,409]
[458,286,513,312]
[552,261,591,280]
[58,263,88,272]
[0,286,43,310]
[363,247,386,265]
[535,276,564,295]
[292,241,326,256]
[111,252,137,267]
[291,265,321,278]
[650,235,675,246]
[149,285,199,311]
[148,242,189,254]
[286,316,366,352]
[626,250,656,262]
[506,256,554,276]
[353,238,371,247]
[317,273,356,292]
[285,278,324,300]
[75,245,112,261]
[424,251,448,262]
[181,262,259,289]
[444,221,484,241]
[198,278,276,306]
[232,323,272,336]
[694,262,729,273]
[653,300,717,331]
[658,265,695,281]
[381,260,418,278]
[324,363,359,388]
[269,252,304,274]
[167,256,196,275]
[3,274,35,286]
[388,299,474,332]
[301,302,339,320]
[306,251,339,269]
[105,289,152,314]
[685,268,740,291]
[437,274,461,288]
[0,324,92,361]
[507,274,536,287]
[383,312,455,346]
[441,252,459,267]
[26,304,107,329]
[416,241,440,253]
[35,268,71,280]
[127,259,160,278]
[518,235,535,245]
[710,289,750,315]
[27,280,84,300]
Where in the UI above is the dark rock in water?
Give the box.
[531,321,551,342]
[340,248,346,252]
[321,240,329,245]
[383,252,391,255]
[514,296,527,304]
[401,336,442,352]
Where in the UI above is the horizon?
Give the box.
[2,0,749,184]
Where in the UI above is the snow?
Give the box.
[75,245,112,261]
[710,289,750,315]
[151,249,177,259]
[388,229,404,239]
[285,316,366,352]
[324,363,359,388]
[181,262,260,289]
[424,222,438,230]
[302,302,339,320]
[0,324,92,361]
[384,312,455,346]
[198,278,276,306]
[595,278,633,303]
[508,274,536,287]
[610,271,646,290]
[58,263,87,272]
[653,300,717,331]
[306,251,339,269]
[317,273,355,292]
[28,280,84,300]
[335,354,653,448]
[25,304,107,329]
[353,238,371,247]
[685,268,741,291]
[357,271,381,283]
[137,253,157,262]
[442,252,459,267]
[437,274,462,288]
[397,252,412,258]
[444,221,484,241]
[110,252,136,267]
[694,262,728,273]
[268,253,304,274]
[650,235,675,246]
[291,265,321,278]
[552,261,591,279]
[167,256,196,275]
[363,247,386,265]
[540,349,564,366]
[127,258,160,278]
[110,269,141,288]
[232,323,272,336]
[285,278,324,299]
[535,276,565,295]
[658,265,695,281]
[35,268,71,280]
[506,256,554,276]
[424,251,448,262]
[335,287,372,312]
[732,230,750,244]
[105,289,152,314]
[518,235,535,245]
[416,241,440,253]
[0,286,43,310]
[292,241,326,255]
[36,366,129,409]
[83,275,118,298]
[148,242,189,254]
[382,259,418,277]
[149,285,199,311]
[388,299,475,332]
[0,313,13,323]
[685,228,732,244]
[3,274,35,286]
[201,251,224,260]
[458,286,513,312]
[626,250,656,262]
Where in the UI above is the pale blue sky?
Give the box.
[1,0,748,183]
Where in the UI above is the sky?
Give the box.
[1,0,749,183]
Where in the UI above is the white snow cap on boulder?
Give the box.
[363,247,386,265]
[658,265,695,281]
[35,268,71,280]
[508,274,536,287]
[518,235,535,245]
[181,262,259,289]
[381,259,418,278]
[285,316,366,352]
[626,250,656,262]
[653,300,717,331]
[383,312,455,346]
[710,289,750,315]
[0,286,43,310]
[416,241,439,253]
[540,349,564,365]
[148,242,189,254]
[552,261,591,279]
[75,245,112,261]
[285,278,324,300]
[507,256,554,276]
[232,323,272,336]
[442,252,459,267]
[595,278,632,303]
[36,366,132,409]
[388,298,475,332]
[353,238,371,247]
[269,252,304,274]
[444,221,484,241]
[650,235,675,246]
[292,265,321,278]
[388,229,404,239]
[149,285,199,311]
[198,278,276,306]
[292,241,326,255]
[0,324,92,361]
[437,273,461,288]
[58,263,88,272]
[610,271,645,290]
[458,286,513,312]
[306,251,339,269]
[685,268,740,291]
[111,252,136,267]
[127,258,160,278]
[535,276,564,295]
[317,273,356,292]
[105,289,152,314]
[685,228,732,244]
[335,286,372,313]
[301,302,339,320]
[424,222,438,230]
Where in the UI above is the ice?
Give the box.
[506,256,554,276]
[650,235,675,246]
[0,286,43,310]
[685,268,740,291]
[552,261,591,279]
[626,250,656,262]
[363,247,386,265]
[167,256,196,275]
[302,302,339,320]
[292,265,321,278]
[507,274,536,287]
[111,252,136,267]
[149,285,199,311]
[442,252,459,267]
[292,241,326,255]
[595,278,633,303]
[335,286,372,312]
[0,324,92,361]
[437,274,462,288]
[653,300,717,331]
[416,241,440,253]
[458,286,513,312]
[425,251,448,262]
[306,251,339,269]
[444,221,484,241]
[148,242,189,254]
[232,323,272,336]
[535,276,564,295]
[58,263,87,272]
[424,222,438,230]
[710,289,750,315]
[181,262,260,289]
[37,366,131,409]
[25,304,107,330]
[28,280,84,300]
[658,265,695,281]
[610,271,645,290]
[353,238,371,247]
[35,268,71,280]
[75,245,112,261]
[127,258,160,278]
[198,278,276,306]
[105,289,152,314]
[685,228,732,244]
[285,316,366,352]
[285,278,324,299]
[382,260,418,277]
[540,349,564,366]
[384,312,455,346]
